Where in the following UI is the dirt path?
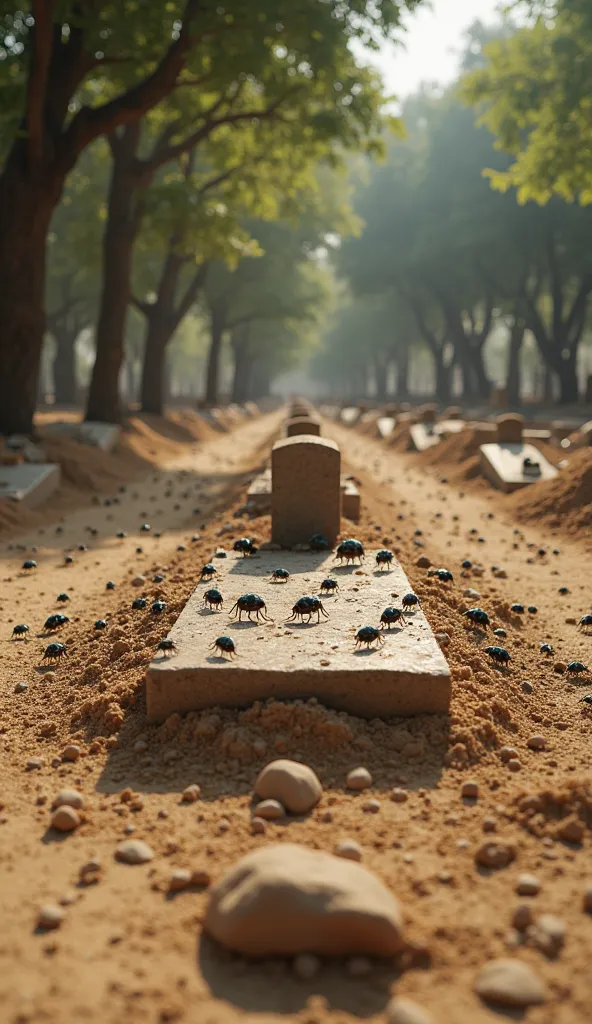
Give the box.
[1,412,591,1024]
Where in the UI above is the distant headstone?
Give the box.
[341,480,361,521]
[442,406,463,421]
[491,385,508,409]
[496,413,524,444]
[285,416,321,438]
[272,436,341,547]
[420,404,438,425]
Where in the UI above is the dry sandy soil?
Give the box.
[1,408,591,1024]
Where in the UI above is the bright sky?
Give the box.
[373,0,504,97]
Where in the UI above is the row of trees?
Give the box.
[0,0,424,434]
[314,6,592,405]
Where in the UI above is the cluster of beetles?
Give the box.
[11,534,591,686]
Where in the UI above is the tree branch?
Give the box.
[174,262,208,326]
[59,0,202,160]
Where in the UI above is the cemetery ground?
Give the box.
[0,409,591,1024]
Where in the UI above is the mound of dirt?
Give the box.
[508,448,592,534]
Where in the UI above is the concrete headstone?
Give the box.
[271,436,341,547]
[285,416,321,438]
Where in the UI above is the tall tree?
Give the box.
[0,0,424,435]
[463,2,592,203]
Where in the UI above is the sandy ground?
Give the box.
[1,409,591,1024]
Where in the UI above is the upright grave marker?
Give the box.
[285,416,321,438]
[272,435,341,547]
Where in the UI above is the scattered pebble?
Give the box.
[527,735,546,751]
[474,958,546,1007]
[50,806,81,832]
[527,914,566,957]
[254,799,285,821]
[115,839,155,865]
[516,873,541,896]
[461,781,478,799]
[334,839,362,862]
[254,759,322,815]
[37,904,65,931]
[181,784,201,804]
[391,788,408,803]
[61,744,81,762]
[346,766,372,791]
[52,789,84,810]
[475,840,516,869]
[386,997,437,1024]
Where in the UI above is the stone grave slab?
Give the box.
[42,420,121,451]
[285,416,321,438]
[146,550,451,722]
[376,416,396,439]
[340,407,361,426]
[341,480,361,521]
[409,424,440,452]
[271,436,341,548]
[247,469,272,513]
[435,420,465,438]
[0,463,60,508]
[479,442,558,493]
[247,470,360,521]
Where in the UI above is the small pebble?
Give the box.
[527,914,565,957]
[115,839,155,865]
[363,799,381,814]
[508,758,522,772]
[474,958,546,1007]
[582,885,592,913]
[461,781,479,799]
[527,735,546,751]
[14,682,28,694]
[251,817,266,834]
[346,767,372,791]
[386,997,437,1024]
[52,789,84,810]
[475,840,516,869]
[37,904,65,930]
[516,873,541,896]
[169,869,192,892]
[50,806,80,832]
[512,904,533,931]
[391,788,408,803]
[61,744,81,762]
[254,799,285,821]
[181,784,201,804]
[499,746,517,762]
[334,839,362,861]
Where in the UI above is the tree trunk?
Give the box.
[231,327,251,404]
[432,349,452,403]
[0,171,60,435]
[140,322,169,415]
[396,346,409,399]
[85,126,141,424]
[555,357,579,403]
[204,302,226,405]
[470,345,492,401]
[53,327,78,406]
[374,357,388,402]
[506,319,524,406]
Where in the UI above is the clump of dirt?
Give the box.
[508,448,592,534]
[415,428,481,469]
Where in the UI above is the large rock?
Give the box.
[204,843,404,956]
[254,760,322,815]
